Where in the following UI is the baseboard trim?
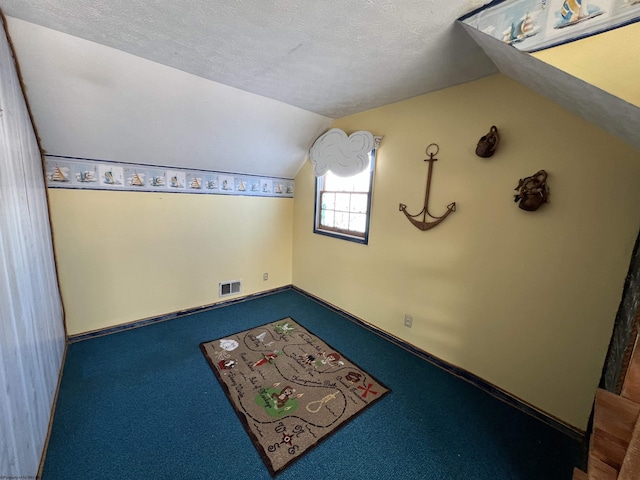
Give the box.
[291,285,586,443]
[67,286,292,343]
[66,284,585,442]
[37,341,68,479]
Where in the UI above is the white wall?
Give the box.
[0,19,66,478]
[5,16,331,178]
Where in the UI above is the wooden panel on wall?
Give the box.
[622,327,640,403]
[0,19,66,478]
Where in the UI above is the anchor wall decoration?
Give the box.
[399,143,456,231]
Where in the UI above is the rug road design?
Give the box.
[200,317,391,475]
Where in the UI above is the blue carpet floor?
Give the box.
[43,289,581,479]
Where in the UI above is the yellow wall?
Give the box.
[49,190,293,335]
[292,74,640,430]
[533,22,640,107]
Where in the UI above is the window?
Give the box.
[314,149,376,244]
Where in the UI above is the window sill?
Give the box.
[313,227,368,245]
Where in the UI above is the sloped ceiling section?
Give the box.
[6,17,331,178]
[0,0,497,119]
[0,0,499,178]
[461,22,640,152]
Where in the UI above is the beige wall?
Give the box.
[292,74,640,430]
[533,22,640,107]
[49,190,293,335]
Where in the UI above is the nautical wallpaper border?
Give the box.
[44,155,295,198]
[460,0,640,52]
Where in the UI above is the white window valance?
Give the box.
[309,128,381,178]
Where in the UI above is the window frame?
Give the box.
[313,149,377,245]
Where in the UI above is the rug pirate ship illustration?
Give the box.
[556,0,604,28]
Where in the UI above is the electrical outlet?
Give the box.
[263,272,268,281]
[404,314,413,328]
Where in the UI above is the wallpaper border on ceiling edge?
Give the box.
[459,0,640,53]
[43,155,295,198]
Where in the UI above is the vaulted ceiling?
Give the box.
[1,0,638,178]
[0,0,496,118]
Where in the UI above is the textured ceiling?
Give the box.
[3,1,637,178]
[0,0,497,118]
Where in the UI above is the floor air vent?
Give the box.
[219,280,241,297]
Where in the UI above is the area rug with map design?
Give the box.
[200,317,391,475]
